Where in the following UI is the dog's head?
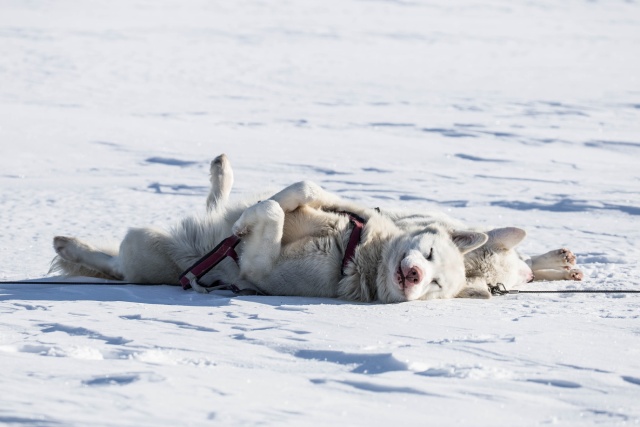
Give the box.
[462,227,533,296]
[377,225,488,303]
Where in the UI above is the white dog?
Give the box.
[51,155,489,303]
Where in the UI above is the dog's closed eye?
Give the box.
[426,248,433,261]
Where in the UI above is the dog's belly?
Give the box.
[259,235,345,298]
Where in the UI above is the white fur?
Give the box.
[51,155,487,303]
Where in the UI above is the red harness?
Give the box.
[178,235,241,291]
[178,211,366,294]
[338,211,366,276]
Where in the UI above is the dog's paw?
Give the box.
[53,236,82,262]
[531,247,578,271]
[210,153,231,175]
[233,200,284,238]
[559,248,577,268]
[270,181,328,212]
[232,222,250,238]
[53,236,70,252]
[233,203,261,237]
[567,268,583,281]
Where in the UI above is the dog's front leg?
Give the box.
[269,181,342,212]
[269,181,370,220]
[232,200,285,283]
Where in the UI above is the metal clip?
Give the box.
[488,283,518,296]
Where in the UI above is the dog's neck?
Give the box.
[338,215,400,302]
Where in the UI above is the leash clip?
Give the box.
[488,283,518,296]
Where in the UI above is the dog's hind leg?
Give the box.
[529,248,583,281]
[232,200,285,283]
[53,236,123,280]
[529,248,576,270]
[206,154,234,212]
[54,228,181,283]
[118,227,182,283]
[533,269,584,281]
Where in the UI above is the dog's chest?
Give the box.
[281,223,349,260]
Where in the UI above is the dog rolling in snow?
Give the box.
[51,155,489,303]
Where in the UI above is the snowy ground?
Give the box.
[1,0,640,425]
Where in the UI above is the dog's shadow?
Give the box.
[0,277,357,308]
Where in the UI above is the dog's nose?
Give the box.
[402,265,423,286]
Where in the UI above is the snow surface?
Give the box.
[1,0,640,425]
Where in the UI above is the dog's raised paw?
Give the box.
[559,248,577,267]
[211,153,230,172]
[212,153,227,165]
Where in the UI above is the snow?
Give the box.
[1,0,640,425]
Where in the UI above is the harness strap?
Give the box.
[179,235,241,291]
[338,211,366,276]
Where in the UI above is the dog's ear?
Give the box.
[450,230,488,254]
[486,227,527,250]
